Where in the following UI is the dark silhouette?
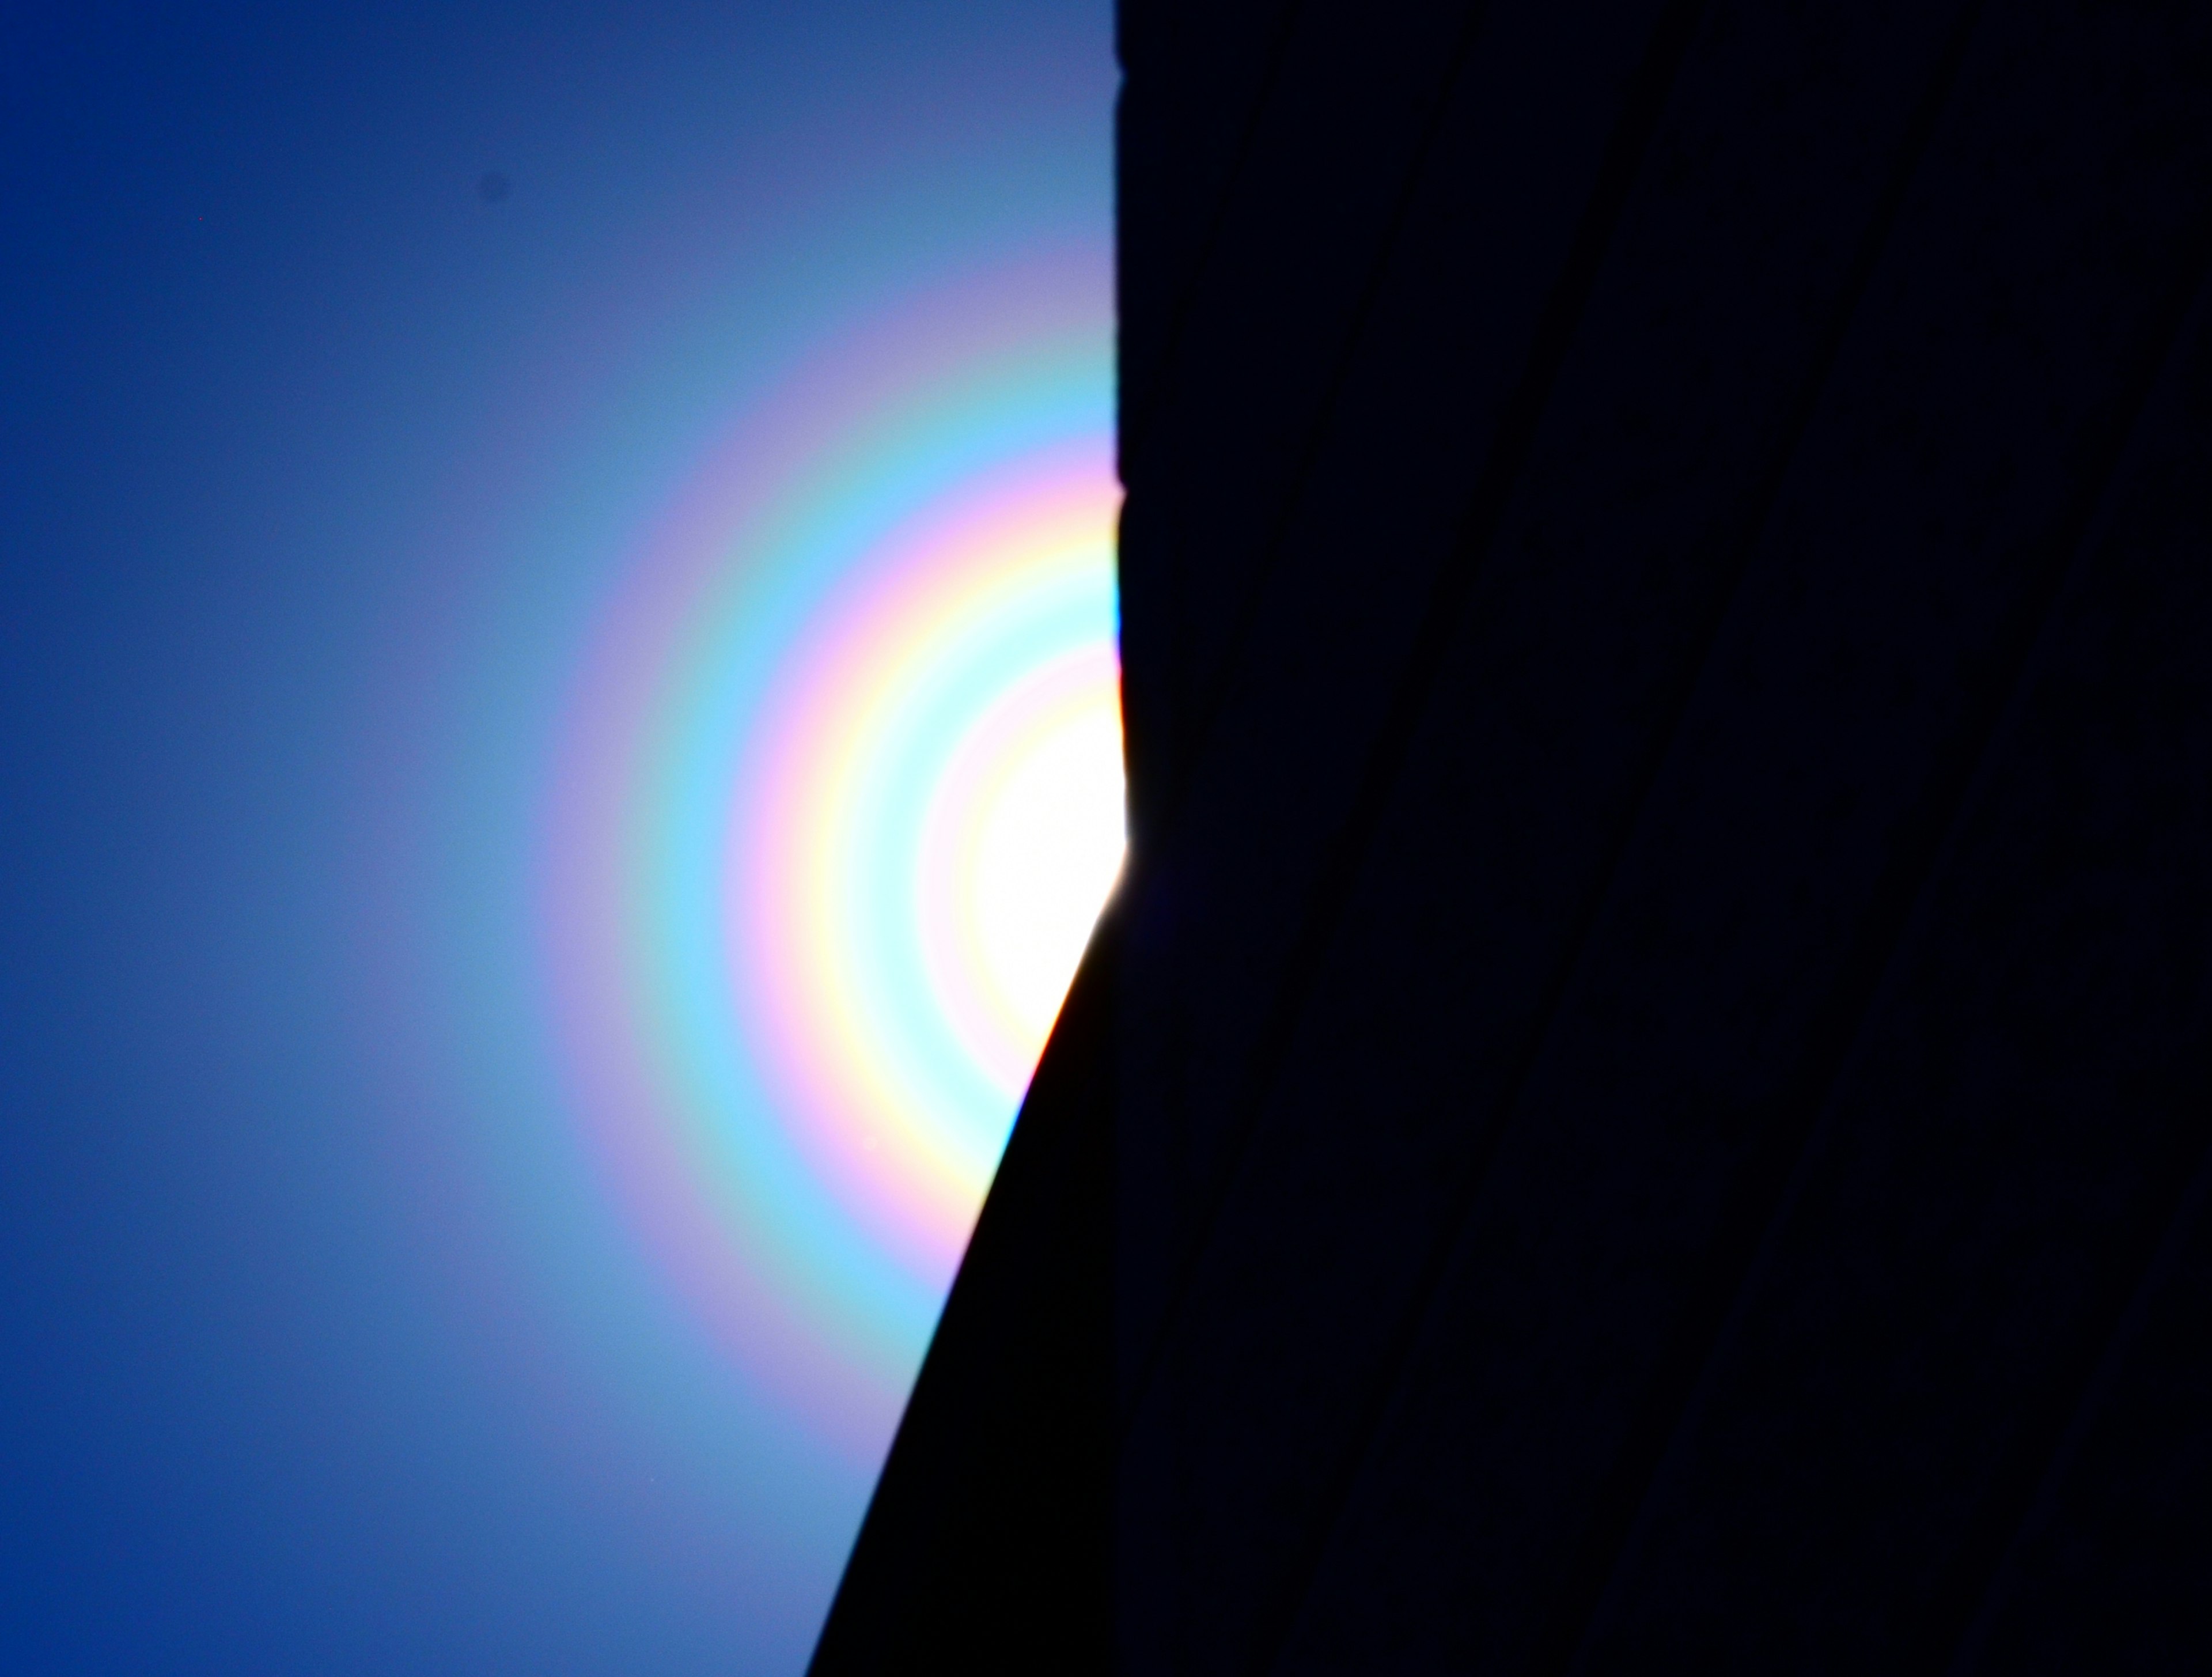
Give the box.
[816,3,2212,1669]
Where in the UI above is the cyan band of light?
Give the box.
[535,244,1119,1452]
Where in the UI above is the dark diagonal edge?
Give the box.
[809,894,1122,1672]
[1543,106,2212,1677]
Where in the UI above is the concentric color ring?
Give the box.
[537,246,1119,1447]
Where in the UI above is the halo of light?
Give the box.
[535,246,1119,1448]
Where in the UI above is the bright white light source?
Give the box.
[968,693,1126,1046]
[915,645,1125,1095]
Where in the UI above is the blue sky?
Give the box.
[1,5,1113,1671]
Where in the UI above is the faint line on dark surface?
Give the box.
[1543,113,2212,1677]
[1942,1098,2212,1676]
[1459,2,1995,1666]
[1118,0,1308,464]
[1915,275,2212,1677]
[1136,0,1720,1663]
[1113,0,1493,1413]
[1146,1,1494,822]
[1121,0,1707,1464]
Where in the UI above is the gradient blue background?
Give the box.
[1,5,1112,1671]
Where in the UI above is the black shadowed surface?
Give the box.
[814,4,2212,1670]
